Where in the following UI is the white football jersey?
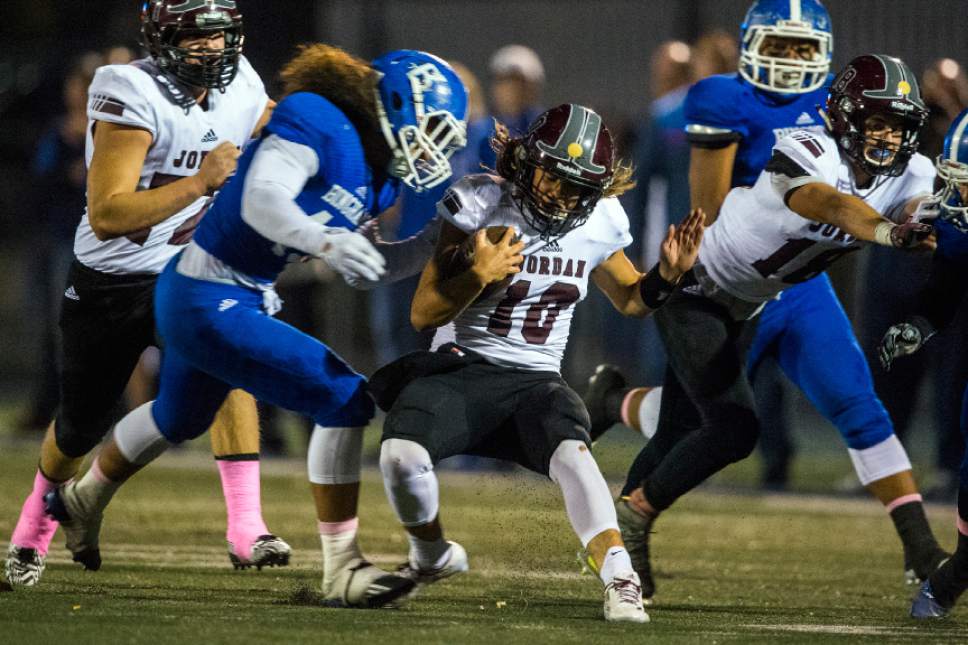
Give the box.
[74,56,269,274]
[440,174,632,373]
[700,129,935,302]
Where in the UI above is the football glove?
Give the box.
[878,317,936,371]
[318,227,386,285]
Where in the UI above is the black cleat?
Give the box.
[615,498,656,603]
[584,364,627,441]
[228,535,292,571]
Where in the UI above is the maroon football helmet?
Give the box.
[824,54,928,177]
[140,0,244,91]
[506,104,615,239]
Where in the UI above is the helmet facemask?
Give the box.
[837,106,924,178]
[376,62,467,192]
[936,156,968,232]
[740,23,832,94]
[512,153,607,241]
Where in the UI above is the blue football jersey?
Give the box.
[684,73,832,187]
[937,217,968,265]
[194,92,400,283]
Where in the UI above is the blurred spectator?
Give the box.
[479,44,545,168]
[16,51,103,432]
[854,58,968,497]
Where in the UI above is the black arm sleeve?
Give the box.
[914,253,968,331]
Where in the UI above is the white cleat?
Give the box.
[397,540,469,585]
[604,571,650,623]
[228,534,292,571]
[322,557,416,608]
[43,484,102,571]
[5,545,46,587]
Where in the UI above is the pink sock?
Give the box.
[10,470,62,555]
[885,493,922,513]
[958,516,968,537]
[217,459,269,561]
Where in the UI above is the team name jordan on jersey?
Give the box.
[700,129,935,303]
[74,56,268,275]
[440,174,631,373]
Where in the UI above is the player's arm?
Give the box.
[592,208,705,317]
[241,134,385,280]
[410,221,523,331]
[689,143,738,224]
[86,122,239,240]
[345,216,440,290]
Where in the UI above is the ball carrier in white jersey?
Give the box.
[368,104,705,623]
[5,0,287,587]
[614,54,942,589]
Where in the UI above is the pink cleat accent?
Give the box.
[10,470,61,555]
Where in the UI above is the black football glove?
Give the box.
[878,316,937,370]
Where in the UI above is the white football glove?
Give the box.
[317,227,386,285]
[877,317,936,371]
[910,194,943,224]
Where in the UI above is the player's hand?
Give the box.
[470,227,524,284]
[318,227,387,284]
[197,141,241,193]
[890,221,933,249]
[877,319,934,370]
[659,208,705,282]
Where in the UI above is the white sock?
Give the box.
[407,534,451,570]
[319,517,361,588]
[548,440,619,546]
[599,546,634,584]
[71,458,123,516]
[308,426,364,484]
[637,387,662,440]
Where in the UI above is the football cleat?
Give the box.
[397,540,469,585]
[615,497,656,604]
[910,581,951,619]
[228,535,292,571]
[43,485,102,571]
[4,545,46,587]
[905,552,949,587]
[584,364,626,441]
[604,571,650,623]
[322,558,416,608]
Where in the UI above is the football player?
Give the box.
[5,0,287,587]
[44,45,468,608]
[880,109,968,618]
[369,104,704,623]
[585,1,947,600]
[595,53,943,602]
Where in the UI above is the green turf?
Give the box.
[0,438,965,644]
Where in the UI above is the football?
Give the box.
[441,225,518,300]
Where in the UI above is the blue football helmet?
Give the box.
[936,108,968,232]
[739,0,833,94]
[372,50,468,192]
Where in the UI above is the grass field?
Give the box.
[1,430,966,644]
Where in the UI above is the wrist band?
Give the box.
[639,263,678,309]
[873,221,896,247]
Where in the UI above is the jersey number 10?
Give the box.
[486,280,580,345]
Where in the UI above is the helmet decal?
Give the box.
[536,105,607,175]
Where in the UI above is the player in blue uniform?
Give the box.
[585,0,945,601]
[884,110,968,618]
[44,45,468,608]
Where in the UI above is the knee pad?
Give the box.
[379,438,438,527]
[307,425,364,485]
[847,435,912,486]
[549,440,617,547]
[114,402,173,465]
[54,413,114,460]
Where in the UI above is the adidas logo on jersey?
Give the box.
[64,286,79,301]
[218,299,239,312]
[201,129,218,144]
[543,239,563,253]
[795,111,815,126]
